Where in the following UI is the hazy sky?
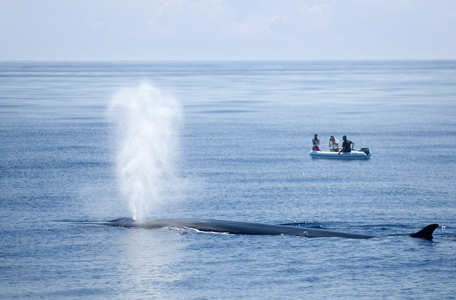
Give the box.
[1,0,455,61]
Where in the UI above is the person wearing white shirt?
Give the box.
[329,136,339,152]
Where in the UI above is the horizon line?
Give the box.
[1,58,456,63]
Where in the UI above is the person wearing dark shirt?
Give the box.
[338,135,354,154]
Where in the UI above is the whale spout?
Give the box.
[410,224,439,240]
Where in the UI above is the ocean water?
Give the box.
[1,61,456,299]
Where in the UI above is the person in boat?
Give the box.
[338,135,354,154]
[312,134,321,151]
[329,136,339,152]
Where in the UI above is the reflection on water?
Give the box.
[115,228,187,298]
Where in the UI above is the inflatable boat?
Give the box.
[310,148,371,160]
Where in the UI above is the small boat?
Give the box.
[310,148,371,160]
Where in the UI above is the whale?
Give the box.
[105,218,438,240]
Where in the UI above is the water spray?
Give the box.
[109,83,182,220]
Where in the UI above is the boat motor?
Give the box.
[360,148,370,156]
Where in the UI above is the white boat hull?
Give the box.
[309,150,371,160]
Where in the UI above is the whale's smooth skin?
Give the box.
[106,218,438,240]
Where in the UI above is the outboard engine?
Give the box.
[360,148,370,156]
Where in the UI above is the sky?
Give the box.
[0,0,455,61]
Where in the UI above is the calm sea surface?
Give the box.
[1,61,456,299]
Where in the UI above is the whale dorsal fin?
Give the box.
[410,224,438,240]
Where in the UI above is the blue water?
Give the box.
[1,61,456,299]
